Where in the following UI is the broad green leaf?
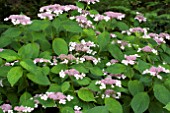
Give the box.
[51,64,67,74]
[116,22,129,30]
[105,98,123,113]
[0,36,14,48]
[87,80,100,92]
[71,64,89,73]
[108,44,124,61]
[38,39,51,51]
[134,59,151,73]
[76,2,85,9]
[128,80,144,96]
[62,20,82,33]
[85,106,109,113]
[6,93,18,105]
[47,84,61,92]
[52,38,68,55]
[20,59,37,72]
[61,82,70,93]
[28,20,50,31]
[7,66,23,87]
[27,71,50,86]
[78,88,95,102]
[31,32,46,41]
[19,92,32,105]
[164,102,170,111]
[153,84,170,105]
[77,77,91,86]
[125,67,134,78]
[98,31,110,51]
[0,108,3,113]
[149,101,165,113]
[0,49,20,62]
[2,27,21,37]
[106,64,126,74]
[0,66,12,77]
[60,107,74,113]
[18,43,40,59]
[90,67,103,76]
[42,66,50,76]
[131,92,150,113]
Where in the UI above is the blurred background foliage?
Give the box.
[0,0,170,33]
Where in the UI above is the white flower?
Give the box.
[59,70,66,78]
[74,106,81,111]
[0,79,3,87]
[66,95,74,101]
[59,99,66,104]
[40,94,48,100]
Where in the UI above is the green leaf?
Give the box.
[87,80,100,91]
[0,66,12,77]
[78,88,96,102]
[116,22,129,30]
[38,98,55,107]
[71,64,89,73]
[2,27,21,37]
[131,92,150,113]
[27,70,50,86]
[0,108,3,113]
[28,20,50,31]
[19,92,32,105]
[52,38,68,55]
[62,20,82,33]
[164,102,170,111]
[128,80,144,96]
[105,98,123,113]
[76,2,84,9]
[47,84,61,92]
[85,106,109,113]
[149,101,165,113]
[125,67,134,78]
[20,59,37,72]
[18,43,40,59]
[134,59,151,73]
[0,36,14,48]
[77,77,91,86]
[106,64,126,74]
[61,82,70,93]
[108,44,124,61]
[90,67,103,76]
[0,49,20,62]
[153,84,170,105]
[98,31,110,51]
[51,64,67,74]
[7,66,23,87]
[60,107,74,113]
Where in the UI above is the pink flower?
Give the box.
[38,12,55,20]
[121,54,140,65]
[134,12,146,23]
[48,92,66,101]
[137,46,158,55]
[0,104,12,112]
[78,0,99,4]
[104,11,125,20]
[4,15,32,25]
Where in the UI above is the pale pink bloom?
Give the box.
[83,55,96,61]
[117,40,131,49]
[138,46,158,55]
[33,58,51,64]
[110,33,117,38]
[101,77,117,85]
[94,14,110,21]
[148,33,158,38]
[38,12,55,20]
[78,0,99,4]
[0,48,4,52]
[65,69,80,76]
[134,13,146,23]
[159,33,170,40]
[104,11,125,20]
[4,15,32,25]
[48,92,66,101]
[129,27,145,33]
[121,54,140,65]
[0,104,12,112]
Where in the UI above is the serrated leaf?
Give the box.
[106,64,126,74]
[90,67,103,76]
[52,38,68,55]
[105,98,123,113]
[108,44,124,61]
[0,49,20,62]
[153,84,170,105]
[7,66,23,87]
[131,92,150,113]
[78,88,95,102]
[85,106,109,113]
[18,43,40,59]
[128,80,144,96]
[61,82,70,93]
[98,31,110,51]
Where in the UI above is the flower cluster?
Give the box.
[116,40,131,50]
[134,12,147,23]
[137,46,158,55]
[78,0,99,4]
[38,4,81,20]
[106,59,119,66]
[59,69,86,80]
[121,54,140,65]
[14,106,34,113]
[0,104,13,113]
[104,11,125,20]
[74,106,82,113]
[102,89,121,99]
[142,66,170,79]
[4,15,32,25]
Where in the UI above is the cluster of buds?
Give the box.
[122,27,148,37]
[134,12,147,23]
[121,54,140,65]
[78,0,99,4]
[34,92,73,105]
[69,40,97,55]
[148,33,170,45]
[102,89,121,99]
[38,4,81,20]
[137,46,158,55]
[95,76,122,90]
[59,69,86,80]
[70,15,94,28]
[14,106,34,113]
[74,106,82,113]
[106,59,119,66]
[104,11,125,20]
[142,65,170,80]
[116,40,131,50]
[4,15,32,25]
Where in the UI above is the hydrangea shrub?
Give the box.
[1,0,170,113]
